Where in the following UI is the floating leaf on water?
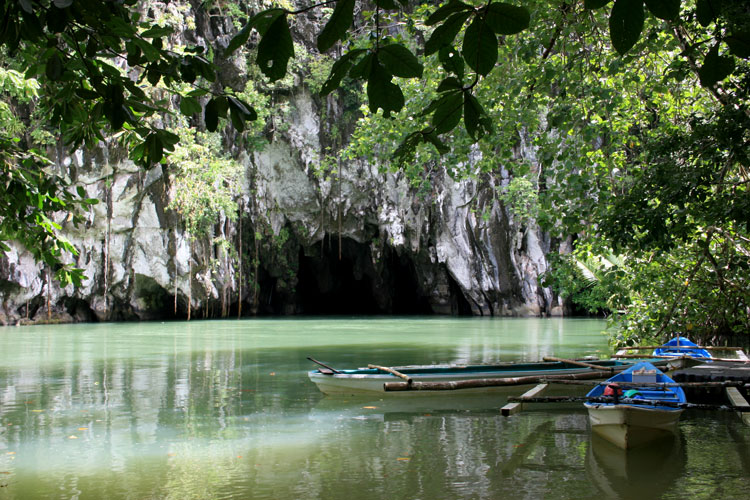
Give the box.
[397,457,410,461]
[5,452,15,455]
[362,406,378,409]
[77,427,88,431]
[68,435,78,439]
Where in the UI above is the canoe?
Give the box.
[584,361,687,449]
[654,336,712,359]
[308,358,683,396]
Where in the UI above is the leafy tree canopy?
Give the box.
[1,0,748,342]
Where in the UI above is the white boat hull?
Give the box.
[310,365,615,396]
[585,404,683,449]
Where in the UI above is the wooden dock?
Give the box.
[672,360,750,425]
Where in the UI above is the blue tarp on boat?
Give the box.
[655,336,712,359]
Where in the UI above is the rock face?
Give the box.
[0,2,565,325]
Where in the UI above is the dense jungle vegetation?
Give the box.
[0,0,748,346]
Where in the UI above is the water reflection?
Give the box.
[0,318,747,499]
[586,433,686,500]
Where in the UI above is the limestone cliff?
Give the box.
[0,1,566,324]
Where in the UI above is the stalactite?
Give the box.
[46,268,51,321]
[187,238,192,321]
[238,200,243,319]
[253,232,259,313]
[338,156,342,261]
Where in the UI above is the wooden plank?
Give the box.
[507,395,750,411]
[726,387,750,426]
[384,368,622,392]
[368,364,411,382]
[613,353,749,363]
[542,356,614,372]
[618,345,744,351]
[501,384,548,417]
[539,379,749,388]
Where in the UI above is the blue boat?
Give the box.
[584,361,687,449]
[654,336,712,359]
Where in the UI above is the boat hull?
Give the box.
[585,404,683,449]
[308,358,682,396]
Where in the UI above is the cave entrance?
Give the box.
[297,237,379,315]
[296,236,433,315]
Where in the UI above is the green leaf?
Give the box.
[205,97,220,132]
[431,91,463,134]
[644,0,679,20]
[464,92,491,140]
[584,0,613,8]
[696,0,717,27]
[484,3,530,35]
[141,26,174,38]
[179,96,201,116]
[425,11,473,56]
[366,63,404,118]
[144,133,163,166]
[439,46,465,78]
[228,96,257,122]
[437,76,463,93]
[725,32,750,58]
[349,52,374,79]
[45,52,64,81]
[698,45,735,87]
[317,0,355,52]
[224,22,252,57]
[609,0,644,56]
[320,49,366,96]
[424,130,450,154]
[377,44,423,78]
[230,106,245,132]
[257,14,294,82]
[426,1,472,26]
[157,129,180,149]
[180,61,196,83]
[463,17,497,76]
[132,38,161,62]
[147,66,161,86]
[374,0,398,10]
[250,9,286,36]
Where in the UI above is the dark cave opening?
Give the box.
[388,249,434,315]
[296,238,381,315]
[295,236,434,315]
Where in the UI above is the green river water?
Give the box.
[0,317,747,499]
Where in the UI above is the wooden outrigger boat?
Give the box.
[584,361,687,449]
[307,356,686,396]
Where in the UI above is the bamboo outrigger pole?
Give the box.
[612,353,750,363]
[384,369,619,392]
[542,356,614,372]
[538,379,749,388]
[618,345,744,351]
[506,395,750,412]
[368,365,412,383]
